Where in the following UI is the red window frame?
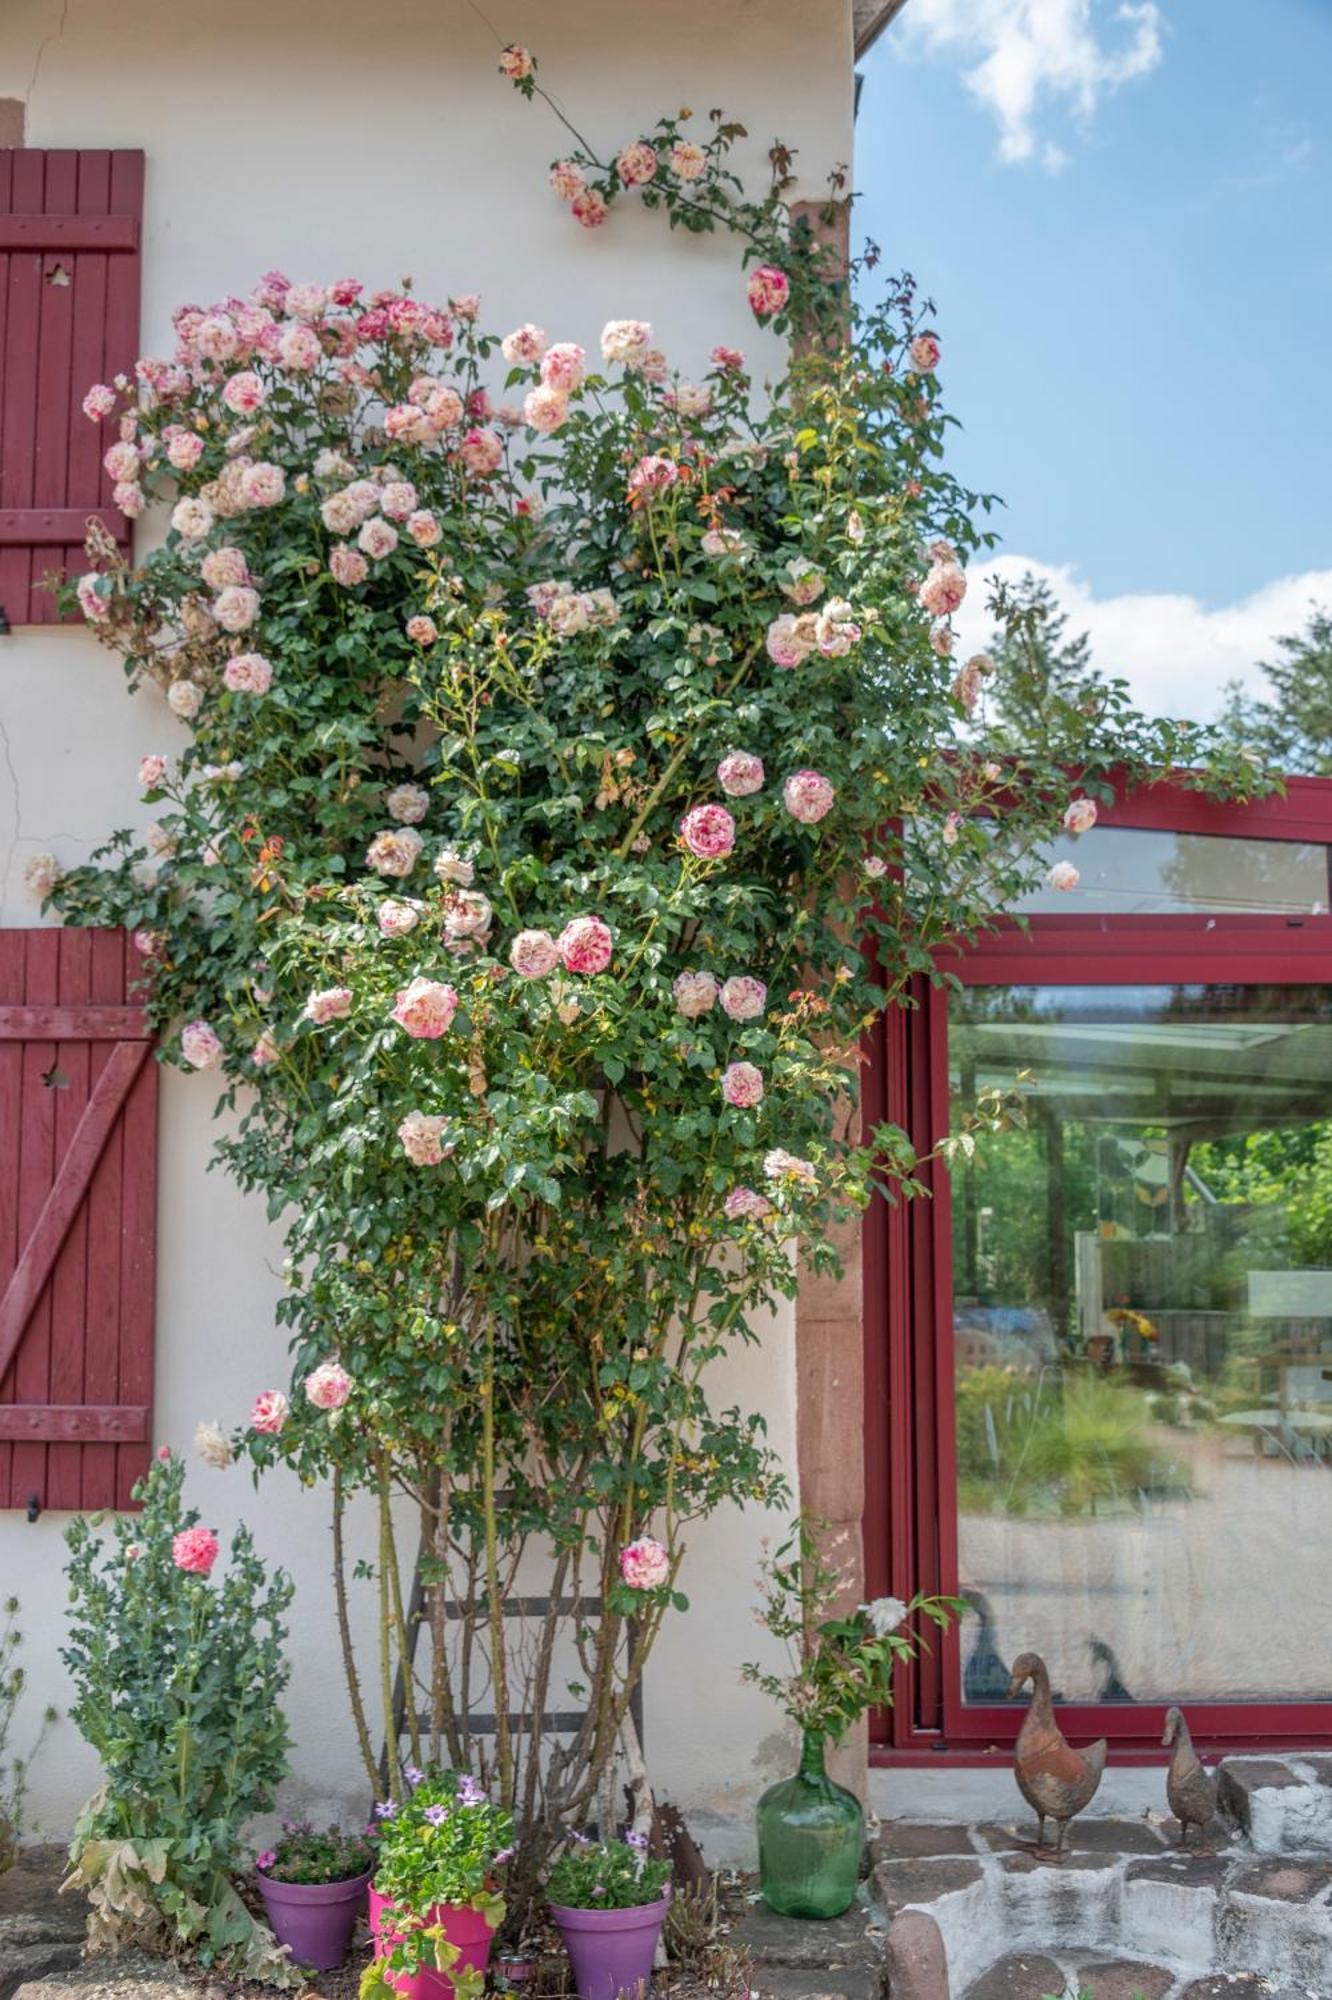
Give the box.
[864,775,1332,1763]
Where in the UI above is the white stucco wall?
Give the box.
[0,0,852,1859]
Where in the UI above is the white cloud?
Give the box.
[954,555,1332,720]
[895,0,1163,169]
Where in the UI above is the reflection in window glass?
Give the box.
[1016,826,1329,915]
[950,985,1332,1706]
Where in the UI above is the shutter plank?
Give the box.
[0,153,44,631]
[116,987,156,1509]
[83,929,127,1509]
[0,930,22,1504]
[48,929,91,1509]
[10,929,58,1511]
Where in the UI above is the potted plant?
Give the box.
[744,1519,962,1919]
[255,1821,376,1971]
[546,1834,672,2000]
[362,1771,511,2000]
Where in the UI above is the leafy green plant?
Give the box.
[361,1771,511,2000]
[546,1834,671,1911]
[956,1369,1187,1518]
[0,1598,57,1876]
[257,1820,375,1885]
[61,1451,295,1984]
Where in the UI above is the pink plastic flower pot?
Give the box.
[256,1865,371,1972]
[368,1885,497,2000]
[549,1895,670,2000]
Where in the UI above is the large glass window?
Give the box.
[1016,826,1329,915]
[950,984,1332,1706]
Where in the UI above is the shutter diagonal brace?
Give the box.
[0,1038,149,1388]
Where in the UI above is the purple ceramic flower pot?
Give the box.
[257,1863,372,1972]
[368,1885,497,2000]
[550,1894,670,2000]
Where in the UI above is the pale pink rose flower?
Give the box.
[710,345,746,371]
[251,1029,280,1067]
[113,481,145,518]
[550,160,587,201]
[673,969,719,1019]
[783,770,836,825]
[498,42,533,78]
[1063,798,1099,836]
[1047,860,1080,892]
[284,281,328,319]
[406,615,438,645]
[223,651,272,694]
[746,265,791,318]
[366,827,423,878]
[717,751,765,797]
[541,343,585,392]
[459,428,504,476]
[138,754,168,790]
[305,1359,353,1408]
[212,585,260,632]
[721,1061,764,1109]
[384,403,433,444]
[397,1111,454,1167]
[930,621,954,658]
[616,141,658,186]
[523,385,568,434]
[406,509,442,548]
[172,1526,220,1575]
[330,544,368,586]
[443,889,492,940]
[679,802,736,860]
[600,319,653,365]
[221,370,266,415]
[720,975,766,1022]
[320,490,360,535]
[951,655,988,714]
[391,976,459,1038]
[423,385,464,430]
[303,986,353,1026]
[668,382,712,419]
[377,898,423,937]
[628,346,669,385]
[76,573,108,621]
[23,853,62,900]
[765,613,815,669]
[451,293,481,321]
[103,439,140,483]
[82,383,117,421]
[357,517,399,561]
[571,188,609,229]
[911,331,941,371]
[379,481,418,522]
[764,1147,817,1187]
[194,1421,232,1469]
[166,430,205,472]
[863,855,889,881]
[433,850,474,886]
[239,461,285,509]
[919,561,967,617]
[926,538,957,564]
[501,323,547,365]
[701,526,746,559]
[277,321,322,371]
[200,546,249,590]
[509,929,561,978]
[619,1536,670,1590]
[195,312,240,362]
[181,1019,224,1070]
[386,784,429,825]
[781,560,825,606]
[670,140,707,180]
[558,915,613,976]
[814,599,861,658]
[251,1389,290,1435]
[724,1186,772,1220]
[942,811,963,847]
[627,455,678,504]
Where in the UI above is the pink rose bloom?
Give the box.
[720,975,766,1022]
[305,1359,353,1408]
[170,496,214,540]
[616,141,658,186]
[386,783,429,825]
[201,546,249,590]
[951,655,987,714]
[181,1020,223,1069]
[166,429,205,471]
[172,1526,220,1576]
[113,481,144,518]
[451,292,481,320]
[379,481,418,522]
[523,385,568,435]
[600,319,654,365]
[251,1030,280,1067]
[406,509,442,549]
[919,561,967,617]
[82,383,116,421]
[815,599,862,658]
[509,929,560,979]
[357,517,399,560]
[138,753,168,790]
[1046,860,1080,892]
[277,321,322,371]
[942,811,963,848]
[167,679,201,719]
[221,370,266,415]
[717,750,764,797]
[1063,798,1098,836]
[443,889,492,940]
[23,854,62,899]
[303,986,353,1026]
[721,1061,764,1109]
[377,898,422,937]
[766,613,815,669]
[406,614,438,645]
[783,769,836,825]
[627,454,677,503]
[619,1536,670,1591]
[929,621,954,658]
[558,916,613,976]
[764,1147,817,1187]
[195,312,239,361]
[213,585,261,632]
[383,403,433,445]
[501,323,547,365]
[673,969,719,1019]
[911,331,941,372]
[459,427,504,476]
[541,343,585,392]
[550,160,587,201]
[132,926,161,959]
[392,977,459,1038]
[76,573,109,621]
[397,1110,454,1166]
[223,651,272,694]
[329,544,368,586]
[366,827,423,878]
[284,281,327,319]
[251,1389,290,1435]
[724,1187,772,1220]
[571,188,609,229]
[498,42,533,78]
[103,440,140,482]
[423,385,464,429]
[747,265,791,318]
[434,850,474,886]
[670,140,707,180]
[679,802,736,860]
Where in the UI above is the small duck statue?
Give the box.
[1162,1704,1217,1849]
[1008,1650,1107,1856]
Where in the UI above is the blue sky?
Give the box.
[856,0,1332,715]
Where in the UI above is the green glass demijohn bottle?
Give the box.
[757,1728,864,1919]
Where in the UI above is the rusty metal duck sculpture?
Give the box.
[1008,1650,1107,1855]
[1162,1705,1217,1849]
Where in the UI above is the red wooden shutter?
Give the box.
[0,929,156,1512]
[0,149,144,626]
